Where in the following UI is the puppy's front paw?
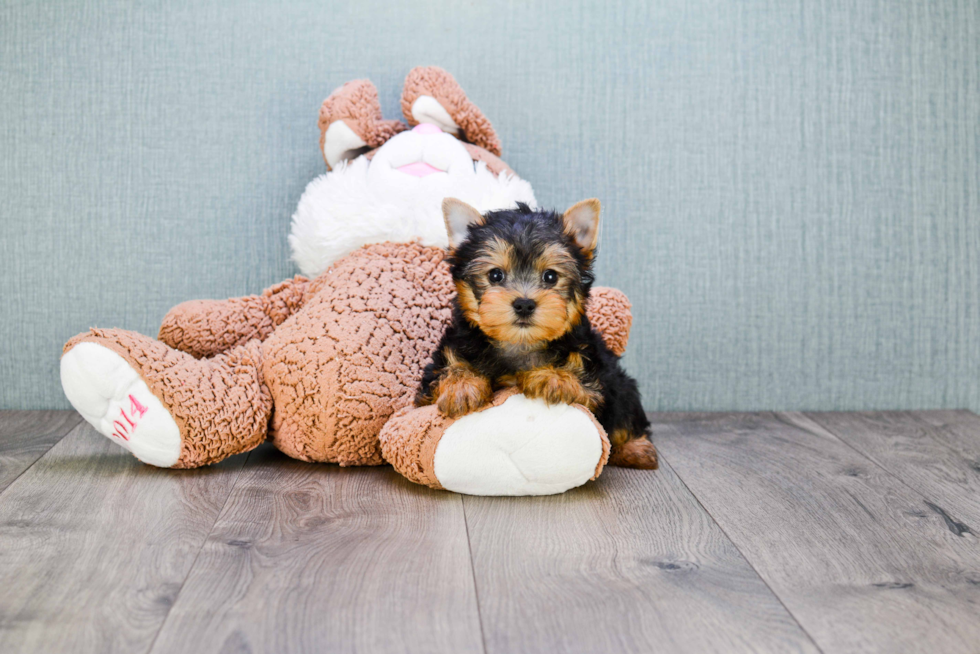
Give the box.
[436,373,492,418]
[518,367,600,410]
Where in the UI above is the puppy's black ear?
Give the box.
[443,198,485,249]
[562,198,601,256]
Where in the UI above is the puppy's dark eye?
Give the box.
[488,268,505,284]
[542,269,558,285]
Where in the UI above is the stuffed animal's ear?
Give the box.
[321,121,369,169]
[443,198,485,249]
[319,79,406,170]
[401,67,502,157]
[562,199,601,256]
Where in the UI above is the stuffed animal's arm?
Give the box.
[158,276,310,359]
[587,287,632,356]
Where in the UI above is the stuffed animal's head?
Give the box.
[290,67,537,278]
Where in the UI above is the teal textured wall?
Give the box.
[2,0,978,410]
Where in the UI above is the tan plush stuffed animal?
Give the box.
[60,67,634,496]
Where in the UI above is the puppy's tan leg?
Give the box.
[608,430,659,469]
[517,360,602,411]
[430,353,492,418]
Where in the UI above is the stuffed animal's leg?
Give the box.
[158,276,309,359]
[380,390,610,496]
[61,328,271,468]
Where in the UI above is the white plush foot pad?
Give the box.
[433,394,604,496]
[61,342,181,467]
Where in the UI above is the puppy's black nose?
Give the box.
[512,297,537,318]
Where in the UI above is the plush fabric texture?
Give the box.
[401,66,502,156]
[159,276,310,359]
[318,79,406,170]
[293,70,539,278]
[289,154,536,277]
[380,388,611,493]
[263,242,455,466]
[586,287,632,357]
[379,398,452,489]
[63,329,271,468]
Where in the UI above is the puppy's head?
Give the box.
[442,198,599,346]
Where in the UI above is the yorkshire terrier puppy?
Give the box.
[416,198,658,469]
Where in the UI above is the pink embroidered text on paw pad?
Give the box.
[61,342,181,467]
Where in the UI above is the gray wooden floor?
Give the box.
[1,410,980,653]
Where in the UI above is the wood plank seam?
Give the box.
[145,452,485,652]
[461,447,821,653]
[142,449,255,654]
[652,411,980,652]
[908,410,980,468]
[797,412,978,536]
[654,448,826,653]
[0,421,255,652]
[0,412,82,499]
[460,497,490,654]
[810,411,980,480]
